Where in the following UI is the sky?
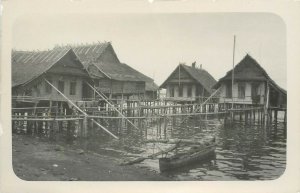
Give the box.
[13,13,286,89]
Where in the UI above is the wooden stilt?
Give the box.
[269,109,273,126]
[284,110,287,129]
[163,116,167,139]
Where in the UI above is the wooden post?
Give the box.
[274,109,278,124]
[163,115,167,139]
[172,106,176,128]
[264,82,270,127]
[274,109,278,131]
[82,117,87,137]
[205,104,208,121]
[261,109,264,125]
[284,110,287,129]
[269,109,273,126]
[258,109,260,125]
[224,111,228,126]
[239,111,242,121]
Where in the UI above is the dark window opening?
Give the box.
[170,85,174,97]
[251,83,260,104]
[58,81,64,93]
[238,83,245,99]
[187,85,192,97]
[70,82,76,95]
[251,83,260,97]
[94,80,100,87]
[225,82,232,98]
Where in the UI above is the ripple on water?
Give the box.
[141,119,286,180]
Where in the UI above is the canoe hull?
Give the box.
[159,145,216,172]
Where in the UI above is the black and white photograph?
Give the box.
[9,12,289,182]
[1,0,300,192]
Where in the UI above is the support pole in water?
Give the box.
[44,79,118,139]
[264,81,270,127]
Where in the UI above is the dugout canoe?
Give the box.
[159,143,216,172]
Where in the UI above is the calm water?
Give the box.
[139,117,286,180]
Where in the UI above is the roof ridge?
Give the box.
[54,41,111,49]
[182,63,208,72]
[13,41,112,52]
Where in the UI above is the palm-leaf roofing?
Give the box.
[12,42,159,91]
[65,42,117,67]
[57,42,158,90]
[214,54,286,95]
[160,64,217,94]
[11,48,87,87]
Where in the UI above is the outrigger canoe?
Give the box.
[159,143,216,172]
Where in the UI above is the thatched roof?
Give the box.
[160,64,217,94]
[214,54,286,95]
[62,42,158,89]
[12,42,159,91]
[54,42,119,67]
[11,48,86,87]
[91,61,150,82]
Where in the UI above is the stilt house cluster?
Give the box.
[160,55,286,108]
[12,42,159,110]
[11,43,287,140]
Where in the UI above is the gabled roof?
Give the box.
[61,42,158,87]
[11,48,85,87]
[214,54,286,95]
[12,42,159,90]
[54,42,119,67]
[160,64,217,94]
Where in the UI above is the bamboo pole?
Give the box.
[85,81,140,131]
[12,117,83,121]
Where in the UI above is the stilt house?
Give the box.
[160,63,217,102]
[12,48,90,111]
[213,54,287,108]
[57,42,158,101]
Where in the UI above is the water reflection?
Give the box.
[143,118,286,180]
